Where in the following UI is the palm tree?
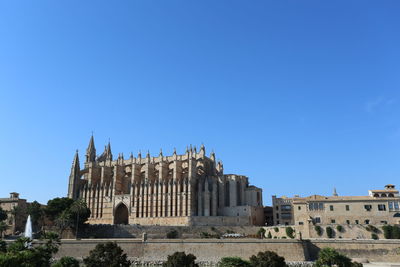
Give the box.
[69,199,87,239]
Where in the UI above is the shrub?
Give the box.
[52,256,80,267]
[249,251,286,267]
[219,257,250,267]
[315,226,323,236]
[366,225,378,233]
[326,227,334,238]
[163,251,198,267]
[83,242,130,267]
[315,247,352,267]
[285,227,295,239]
[274,227,279,233]
[0,240,6,253]
[267,231,272,239]
[166,229,179,239]
[382,225,400,239]
[257,228,266,239]
[382,225,392,239]
[336,225,343,232]
[352,262,364,267]
[371,233,378,240]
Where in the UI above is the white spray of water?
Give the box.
[24,215,33,239]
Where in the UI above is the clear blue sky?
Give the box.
[1,1,399,205]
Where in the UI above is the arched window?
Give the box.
[373,193,379,197]
[381,194,387,197]
[389,193,395,197]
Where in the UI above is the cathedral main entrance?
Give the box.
[114,203,129,225]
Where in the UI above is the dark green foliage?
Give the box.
[366,225,378,233]
[0,207,7,222]
[219,256,250,267]
[382,225,400,239]
[371,233,378,240]
[163,251,198,267]
[326,227,334,238]
[274,227,279,233]
[83,242,130,267]
[257,228,266,239]
[45,198,75,220]
[0,222,8,237]
[267,231,272,239]
[166,229,179,239]
[0,235,60,267]
[27,201,44,229]
[314,226,323,236]
[249,251,286,267]
[336,225,343,232]
[315,247,353,267]
[200,232,219,238]
[0,240,6,253]
[52,256,80,267]
[352,262,363,267]
[285,227,295,239]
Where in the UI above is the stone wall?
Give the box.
[45,239,400,263]
[53,239,307,263]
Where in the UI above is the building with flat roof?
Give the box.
[272,185,400,227]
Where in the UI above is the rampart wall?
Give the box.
[46,239,400,263]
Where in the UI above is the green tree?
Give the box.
[336,225,343,232]
[69,199,90,238]
[219,257,250,267]
[326,227,334,238]
[0,207,7,222]
[0,222,8,238]
[27,201,44,231]
[315,226,323,236]
[392,225,400,239]
[249,251,286,267]
[166,229,179,239]
[315,247,353,267]
[267,231,272,239]
[285,227,295,239]
[45,198,75,221]
[0,240,6,253]
[382,225,392,239]
[163,251,199,267]
[257,228,266,239]
[52,256,80,267]
[371,233,378,240]
[83,242,130,267]
[0,234,60,267]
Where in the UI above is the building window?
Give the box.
[314,217,321,224]
[276,214,279,219]
[330,205,334,211]
[331,219,336,224]
[378,204,386,211]
[364,205,372,211]
[277,220,280,224]
[309,202,324,211]
[373,193,379,197]
[346,220,350,224]
[281,213,292,219]
[389,193,395,197]
[355,220,359,224]
[285,222,289,225]
[299,222,304,225]
[298,206,301,210]
[346,205,350,211]
[276,206,279,211]
[365,219,370,224]
[395,202,399,210]
[381,221,388,224]
[281,205,292,211]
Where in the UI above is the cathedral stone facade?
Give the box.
[68,136,264,226]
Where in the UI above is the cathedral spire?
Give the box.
[68,150,81,199]
[333,187,338,197]
[86,134,96,163]
[105,140,112,160]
